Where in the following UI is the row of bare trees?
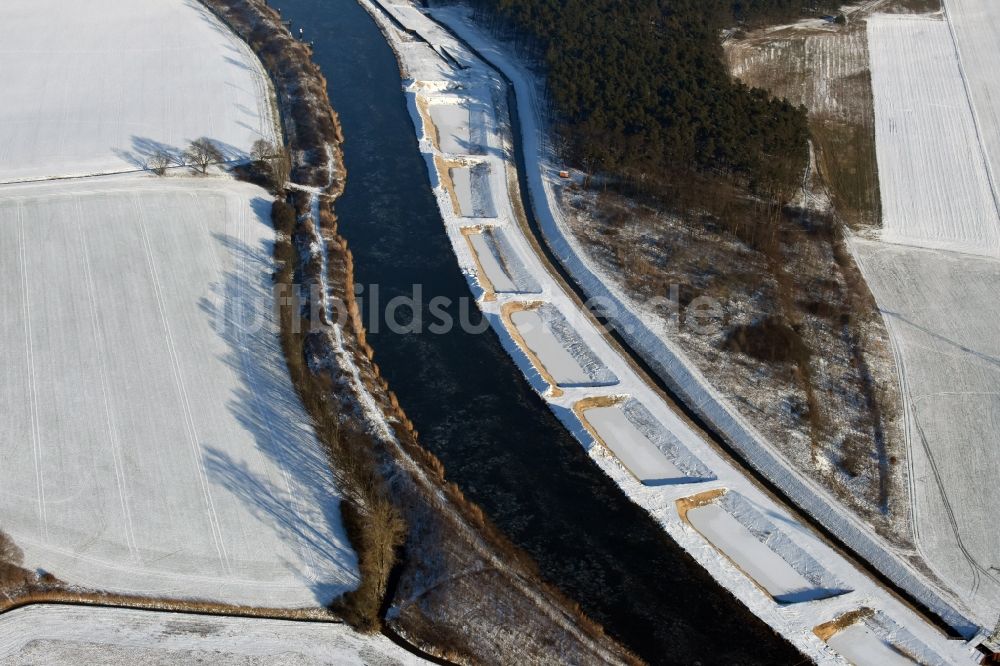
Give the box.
[145,137,223,176]
[146,138,290,192]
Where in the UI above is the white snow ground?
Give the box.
[0,605,426,665]
[0,177,358,606]
[0,0,278,182]
[358,0,983,661]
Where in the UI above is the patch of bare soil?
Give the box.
[812,607,875,641]
[435,156,467,217]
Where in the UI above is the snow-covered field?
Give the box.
[0,0,359,610]
[857,2,1000,629]
[0,605,425,665]
[946,0,1000,218]
[0,177,358,606]
[868,14,1000,256]
[852,239,1000,629]
[727,23,872,123]
[0,0,277,182]
[359,0,983,660]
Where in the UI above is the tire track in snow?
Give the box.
[16,202,47,541]
[75,199,140,563]
[133,194,231,575]
[910,402,981,597]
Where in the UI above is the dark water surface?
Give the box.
[275,1,801,663]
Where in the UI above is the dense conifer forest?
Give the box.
[465,0,840,195]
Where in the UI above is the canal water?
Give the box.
[275,1,800,663]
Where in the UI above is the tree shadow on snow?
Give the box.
[182,0,248,51]
[196,205,359,606]
[113,137,184,170]
[115,135,251,172]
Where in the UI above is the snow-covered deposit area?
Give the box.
[451,163,496,217]
[821,609,953,666]
[858,2,1000,629]
[508,304,618,389]
[868,13,1000,257]
[0,605,426,665]
[682,490,849,604]
[816,608,949,666]
[464,228,541,295]
[0,178,358,606]
[827,622,918,666]
[358,0,982,661]
[0,0,277,182]
[577,398,714,485]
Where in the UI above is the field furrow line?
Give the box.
[16,202,47,541]
[75,200,140,563]
[133,195,232,575]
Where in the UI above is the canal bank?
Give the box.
[274,0,806,663]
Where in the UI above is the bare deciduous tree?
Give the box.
[148,150,173,176]
[185,137,224,174]
[250,138,291,192]
[250,138,275,165]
